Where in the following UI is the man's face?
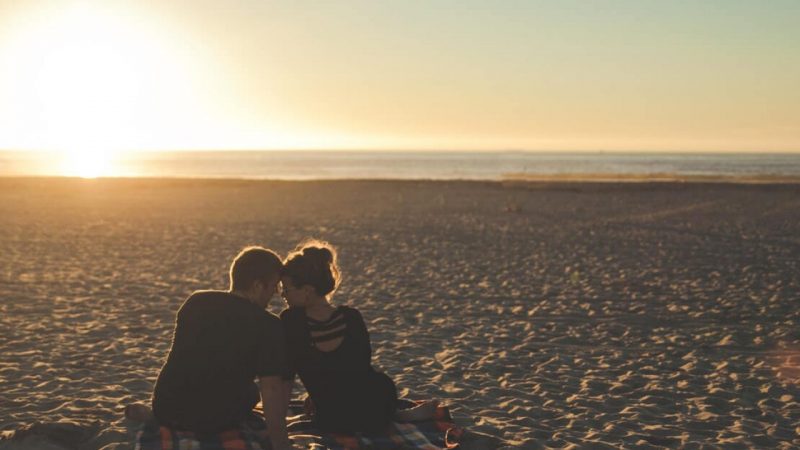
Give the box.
[256,273,281,309]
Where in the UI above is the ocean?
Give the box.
[2,151,800,180]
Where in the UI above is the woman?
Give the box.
[279,240,437,433]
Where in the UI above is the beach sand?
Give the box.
[1,178,799,449]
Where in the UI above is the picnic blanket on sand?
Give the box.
[135,399,463,450]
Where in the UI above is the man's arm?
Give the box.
[282,380,293,415]
[259,375,292,450]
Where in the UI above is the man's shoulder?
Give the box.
[180,290,226,306]
[187,289,235,300]
[179,290,253,315]
[179,289,223,303]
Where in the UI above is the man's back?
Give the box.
[152,290,286,433]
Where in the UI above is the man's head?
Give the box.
[229,246,283,308]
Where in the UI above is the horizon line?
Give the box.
[3,148,800,155]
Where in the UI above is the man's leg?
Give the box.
[124,403,155,422]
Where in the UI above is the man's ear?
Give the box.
[302,285,314,298]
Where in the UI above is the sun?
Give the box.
[58,148,118,179]
[2,2,319,162]
[0,3,199,176]
[28,5,145,177]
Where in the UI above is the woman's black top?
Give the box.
[280,306,397,433]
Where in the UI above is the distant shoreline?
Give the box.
[2,174,800,185]
[3,151,800,181]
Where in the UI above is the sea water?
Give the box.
[2,151,800,180]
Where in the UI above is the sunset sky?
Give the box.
[1,0,798,153]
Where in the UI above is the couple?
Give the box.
[126,241,438,450]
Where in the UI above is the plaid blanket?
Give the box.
[135,412,270,450]
[135,400,462,450]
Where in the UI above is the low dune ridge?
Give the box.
[1,178,799,449]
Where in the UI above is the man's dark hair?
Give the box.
[229,246,283,291]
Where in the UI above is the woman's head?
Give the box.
[281,239,340,308]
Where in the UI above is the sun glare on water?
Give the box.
[59,148,118,179]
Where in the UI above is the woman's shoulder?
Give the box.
[337,304,361,317]
[280,305,364,324]
[336,305,367,326]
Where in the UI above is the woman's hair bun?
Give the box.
[283,239,341,297]
[302,246,334,265]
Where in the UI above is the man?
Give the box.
[150,246,292,449]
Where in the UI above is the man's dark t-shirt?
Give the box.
[151,290,287,433]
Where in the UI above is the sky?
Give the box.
[0,0,799,153]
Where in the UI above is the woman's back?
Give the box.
[280,305,397,432]
[281,306,371,391]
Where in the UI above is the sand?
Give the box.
[0,177,798,449]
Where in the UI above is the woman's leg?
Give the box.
[394,399,440,421]
[372,371,439,422]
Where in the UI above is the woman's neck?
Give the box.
[305,296,335,320]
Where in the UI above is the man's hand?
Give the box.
[303,395,315,416]
[282,380,294,414]
[259,375,292,450]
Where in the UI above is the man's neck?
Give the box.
[229,289,256,304]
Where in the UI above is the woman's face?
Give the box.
[280,276,306,308]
